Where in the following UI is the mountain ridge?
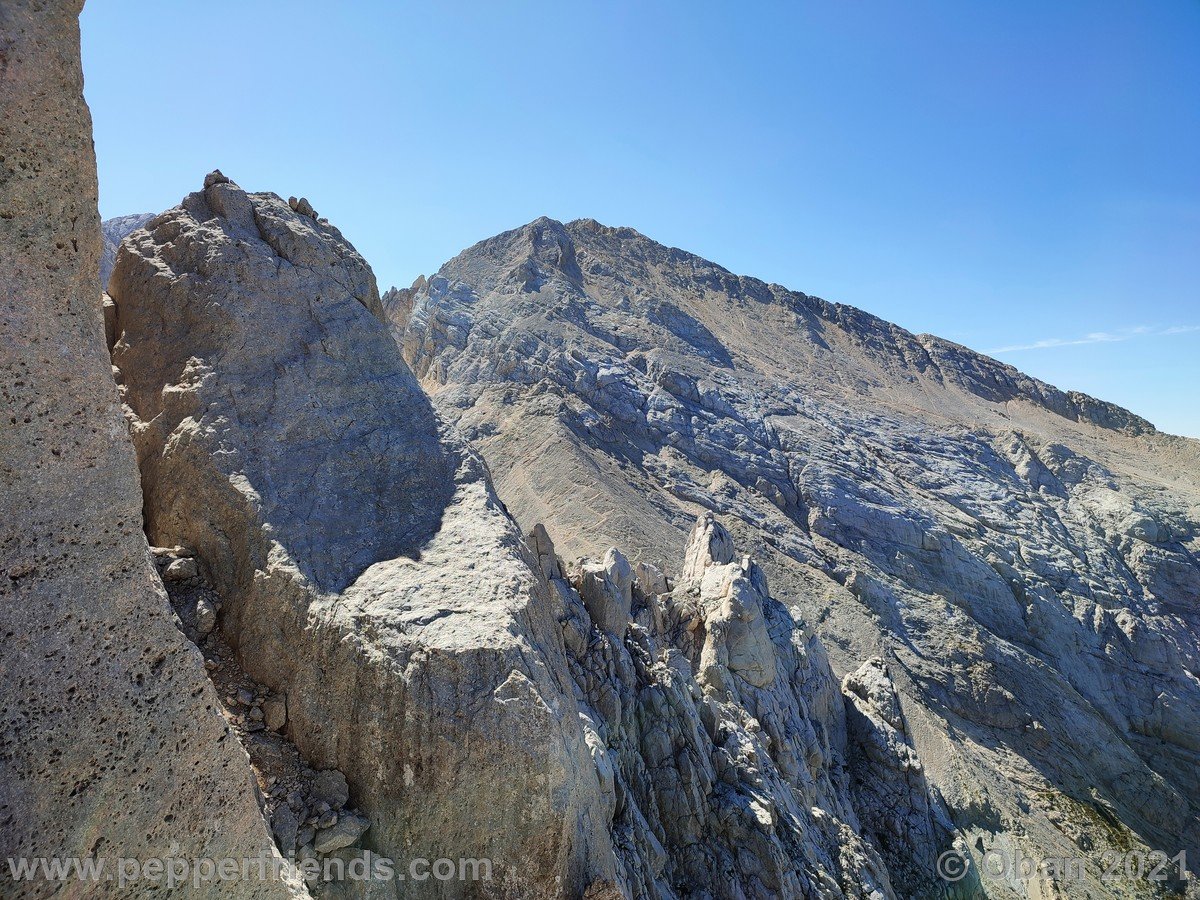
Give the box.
[386,214,1160,439]
[391,212,1200,899]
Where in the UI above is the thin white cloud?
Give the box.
[986,325,1200,355]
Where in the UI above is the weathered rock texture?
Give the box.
[395,217,1200,898]
[0,4,299,898]
[538,514,910,899]
[108,176,618,897]
[100,212,153,288]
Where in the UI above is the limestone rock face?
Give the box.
[112,172,449,594]
[842,659,967,899]
[109,177,616,897]
[0,5,299,897]
[546,516,898,899]
[395,216,1200,898]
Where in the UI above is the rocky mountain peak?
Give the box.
[7,4,1197,895]
[393,214,1200,899]
[100,210,154,288]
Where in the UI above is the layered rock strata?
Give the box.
[394,216,1200,899]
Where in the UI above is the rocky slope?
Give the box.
[8,4,1199,897]
[533,514,922,899]
[108,175,622,898]
[0,4,301,898]
[104,172,966,899]
[393,217,1200,899]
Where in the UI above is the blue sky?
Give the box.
[81,1,1199,436]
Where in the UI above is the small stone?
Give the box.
[310,769,349,809]
[204,170,230,188]
[313,814,369,854]
[247,706,264,722]
[194,596,217,637]
[286,790,303,809]
[294,197,316,219]
[163,557,197,582]
[296,826,315,849]
[316,810,337,829]
[262,695,287,731]
[237,687,255,706]
[271,803,298,857]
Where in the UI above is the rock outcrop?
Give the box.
[8,4,1199,896]
[540,514,904,898]
[100,212,154,288]
[0,4,299,897]
[395,216,1200,898]
[108,175,617,897]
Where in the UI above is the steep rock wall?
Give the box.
[0,4,300,897]
[108,175,617,898]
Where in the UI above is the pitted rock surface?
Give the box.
[0,4,301,897]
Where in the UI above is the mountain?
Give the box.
[392,216,1200,899]
[7,4,1200,897]
[103,171,961,898]
[100,211,153,288]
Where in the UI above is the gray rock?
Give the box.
[100,212,154,289]
[110,178,619,897]
[543,518,897,898]
[193,595,217,637]
[634,561,669,597]
[263,695,287,731]
[310,770,349,809]
[163,556,198,581]
[396,215,1200,898]
[0,4,300,896]
[313,813,369,854]
[271,803,299,858]
[575,549,634,637]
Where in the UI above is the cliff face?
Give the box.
[395,217,1200,898]
[0,5,299,897]
[107,175,619,898]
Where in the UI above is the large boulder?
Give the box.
[109,174,616,897]
[0,4,299,897]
